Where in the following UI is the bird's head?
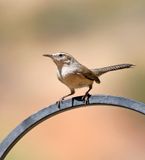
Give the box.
[43,52,76,67]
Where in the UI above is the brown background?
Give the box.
[0,0,145,159]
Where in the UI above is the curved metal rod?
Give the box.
[0,95,145,160]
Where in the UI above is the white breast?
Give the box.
[57,65,93,89]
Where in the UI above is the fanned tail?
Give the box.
[92,64,135,77]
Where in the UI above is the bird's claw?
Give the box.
[82,94,91,104]
[56,98,64,109]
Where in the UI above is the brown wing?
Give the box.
[76,64,101,84]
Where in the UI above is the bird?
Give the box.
[43,52,134,104]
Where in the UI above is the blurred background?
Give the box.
[0,0,145,159]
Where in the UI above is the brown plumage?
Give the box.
[43,52,135,105]
[92,64,135,77]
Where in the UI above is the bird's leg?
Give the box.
[82,85,92,104]
[61,89,75,100]
[57,89,75,108]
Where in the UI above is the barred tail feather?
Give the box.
[92,64,135,76]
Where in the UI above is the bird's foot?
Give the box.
[56,100,61,109]
[56,98,64,109]
[82,94,91,104]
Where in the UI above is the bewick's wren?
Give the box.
[43,52,134,104]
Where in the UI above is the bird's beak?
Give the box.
[43,54,52,58]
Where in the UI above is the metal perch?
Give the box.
[0,95,145,160]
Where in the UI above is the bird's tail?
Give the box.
[92,64,135,77]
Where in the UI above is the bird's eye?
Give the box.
[59,54,63,57]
